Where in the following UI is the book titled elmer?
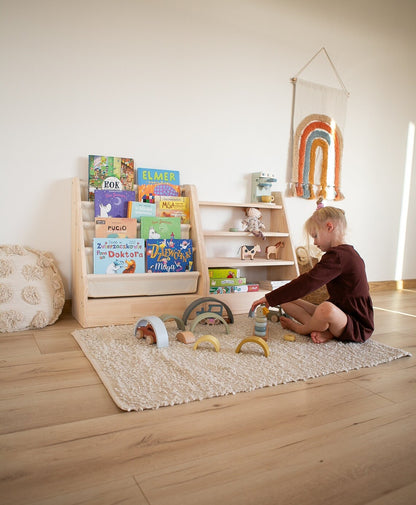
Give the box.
[137,168,180,201]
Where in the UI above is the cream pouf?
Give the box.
[0,245,65,333]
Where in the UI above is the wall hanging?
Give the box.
[290,48,349,201]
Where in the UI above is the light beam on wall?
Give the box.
[395,121,415,288]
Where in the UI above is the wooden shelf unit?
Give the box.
[71,178,208,327]
[198,191,299,314]
[71,180,298,326]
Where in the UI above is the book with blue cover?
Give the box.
[146,239,193,272]
[127,201,156,222]
[93,238,145,274]
[94,189,136,218]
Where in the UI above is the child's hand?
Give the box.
[250,297,268,314]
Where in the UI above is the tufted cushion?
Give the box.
[0,245,65,333]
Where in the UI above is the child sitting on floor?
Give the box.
[250,203,374,344]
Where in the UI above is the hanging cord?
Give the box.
[291,47,350,97]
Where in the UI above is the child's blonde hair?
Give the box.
[305,206,347,242]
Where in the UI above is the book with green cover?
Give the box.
[208,268,241,278]
[140,216,181,239]
[209,277,247,287]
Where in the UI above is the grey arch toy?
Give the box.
[159,314,185,330]
[134,316,169,349]
[182,297,234,325]
[189,312,230,334]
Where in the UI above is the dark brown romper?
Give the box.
[265,244,374,343]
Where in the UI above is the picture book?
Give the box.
[231,285,248,292]
[137,168,181,201]
[95,217,137,238]
[140,216,181,239]
[88,155,135,200]
[155,196,190,224]
[209,286,233,294]
[146,239,193,273]
[93,238,145,274]
[94,190,136,218]
[127,201,156,222]
[209,277,247,287]
[208,268,241,279]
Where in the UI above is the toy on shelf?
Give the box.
[241,207,265,239]
[194,335,221,352]
[251,171,277,203]
[134,316,169,348]
[240,244,261,260]
[265,241,285,260]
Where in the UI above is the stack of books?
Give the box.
[259,280,291,290]
[209,268,259,294]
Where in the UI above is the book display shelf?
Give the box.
[71,178,207,327]
[71,178,298,327]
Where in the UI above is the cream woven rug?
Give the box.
[72,315,411,412]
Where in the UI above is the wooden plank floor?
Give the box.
[1,289,415,505]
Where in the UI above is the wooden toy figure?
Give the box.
[254,305,269,340]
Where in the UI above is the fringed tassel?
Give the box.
[289,182,297,197]
[318,186,327,200]
[308,183,315,200]
[334,187,345,200]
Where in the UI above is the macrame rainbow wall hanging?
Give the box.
[292,113,344,201]
[289,48,349,201]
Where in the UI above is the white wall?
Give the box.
[1,0,415,298]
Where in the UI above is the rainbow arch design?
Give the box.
[292,114,344,200]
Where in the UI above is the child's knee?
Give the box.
[316,301,336,320]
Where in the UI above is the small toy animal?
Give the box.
[266,241,285,259]
[240,244,261,260]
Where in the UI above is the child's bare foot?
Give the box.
[310,330,334,344]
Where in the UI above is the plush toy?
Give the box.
[242,207,266,239]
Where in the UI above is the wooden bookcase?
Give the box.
[71,178,208,327]
[71,179,298,327]
[198,191,299,314]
